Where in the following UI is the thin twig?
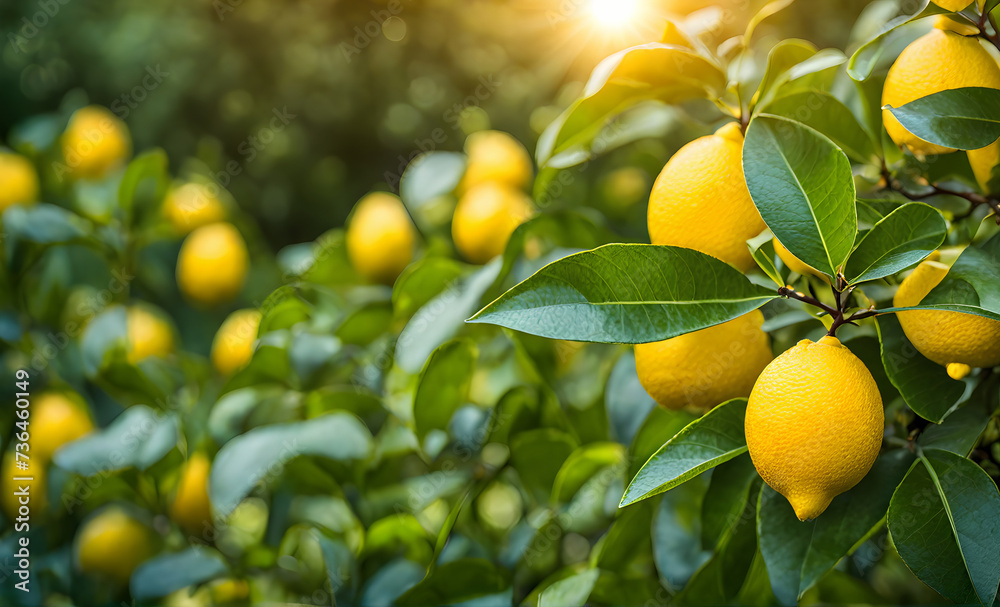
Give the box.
[777,286,837,316]
[881,162,1000,224]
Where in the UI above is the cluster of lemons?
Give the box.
[344,130,535,284]
[636,7,1000,520]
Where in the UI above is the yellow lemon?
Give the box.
[61,106,131,180]
[127,305,175,363]
[932,0,971,9]
[968,139,999,194]
[163,182,227,234]
[345,192,416,284]
[635,310,773,411]
[29,392,95,462]
[1,448,45,520]
[0,151,39,212]
[774,239,826,279]
[452,182,534,264]
[75,507,155,583]
[647,122,765,271]
[894,253,1000,379]
[746,335,884,521]
[211,308,261,375]
[461,130,533,191]
[170,453,214,536]
[177,222,249,306]
[882,16,1000,157]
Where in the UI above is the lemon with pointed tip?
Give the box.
[127,305,175,363]
[30,392,95,462]
[635,311,773,411]
[211,308,261,375]
[171,453,214,536]
[968,139,999,194]
[0,151,38,212]
[746,335,883,521]
[61,105,131,180]
[647,122,765,271]
[1,448,45,520]
[461,130,533,191]
[163,182,227,234]
[177,222,249,306]
[882,16,1000,157]
[75,507,155,583]
[346,192,416,284]
[894,252,1000,379]
[452,182,534,264]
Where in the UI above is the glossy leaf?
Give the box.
[469,244,777,344]
[884,87,1000,150]
[552,442,626,504]
[752,39,818,109]
[764,91,877,163]
[413,339,477,440]
[510,429,578,502]
[743,114,857,277]
[918,400,992,455]
[653,474,711,589]
[844,203,946,284]
[700,454,759,549]
[130,547,227,601]
[747,231,784,286]
[627,406,696,479]
[399,151,465,211]
[3,203,91,246]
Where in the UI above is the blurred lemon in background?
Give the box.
[346,192,416,284]
[163,182,227,234]
[968,139,1000,194]
[1,448,46,520]
[127,305,175,363]
[30,392,95,462]
[75,507,156,583]
[211,308,261,375]
[0,151,39,212]
[461,130,533,192]
[452,182,533,264]
[177,222,249,306]
[61,106,131,180]
[170,452,214,536]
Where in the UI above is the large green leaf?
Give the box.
[396,558,508,606]
[510,429,578,503]
[54,405,178,475]
[758,450,914,606]
[743,114,857,277]
[130,547,228,601]
[764,91,877,164]
[918,400,992,456]
[653,474,711,589]
[888,449,1000,605]
[469,244,777,344]
[844,203,946,284]
[620,399,747,507]
[847,1,946,81]
[538,569,600,607]
[700,454,759,549]
[413,339,477,441]
[884,87,1000,150]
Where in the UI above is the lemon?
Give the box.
[0,151,39,212]
[170,453,214,536]
[968,139,999,194]
[211,308,261,375]
[345,192,416,284]
[452,182,534,264]
[882,16,1000,157]
[746,335,883,520]
[647,122,765,271]
[75,507,155,583]
[61,106,131,180]
[460,130,533,191]
[127,305,175,363]
[635,310,773,410]
[163,182,227,234]
[177,222,249,306]
[1,448,45,520]
[29,392,95,462]
[893,252,1000,379]
[774,239,826,279]
[932,0,971,9]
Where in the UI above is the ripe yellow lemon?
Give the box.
[127,305,175,363]
[75,507,155,583]
[882,16,1000,156]
[163,182,227,234]
[29,392,95,462]
[932,0,971,9]
[774,239,826,279]
[0,151,39,212]
[647,122,765,271]
[746,335,883,521]
[635,310,773,411]
[61,106,131,180]
[345,192,416,284]
[1,448,45,520]
[893,253,1000,379]
[177,222,249,306]
[452,182,533,264]
[968,139,999,194]
[170,453,214,536]
[211,308,261,375]
[461,130,533,191]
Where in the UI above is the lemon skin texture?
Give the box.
[452,182,534,264]
[635,310,773,411]
[61,106,131,180]
[894,256,1000,377]
[882,17,1000,156]
[1,449,46,520]
[460,130,534,191]
[0,151,39,212]
[75,508,155,583]
[647,122,765,271]
[177,222,250,306]
[968,139,999,194]
[29,392,95,462]
[127,305,175,363]
[746,336,883,521]
[211,308,261,375]
[163,182,227,234]
[171,453,214,536]
[346,192,416,284]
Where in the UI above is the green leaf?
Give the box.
[700,454,759,549]
[605,351,657,445]
[396,558,508,606]
[413,339,477,441]
[743,114,857,277]
[392,257,467,321]
[747,231,783,286]
[918,400,992,455]
[510,429,577,503]
[884,87,1000,150]
[847,1,946,81]
[753,40,818,107]
[130,547,228,601]
[210,413,372,516]
[758,450,914,606]
[399,151,465,211]
[3,203,91,246]
[54,406,178,475]
[763,91,877,163]
[469,244,777,344]
[538,569,600,607]
[653,474,711,589]
[118,148,168,217]
[874,314,964,423]
[552,442,626,504]
[620,398,747,507]
[594,499,655,572]
[844,203,947,284]
[888,449,1000,605]
[627,406,696,479]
